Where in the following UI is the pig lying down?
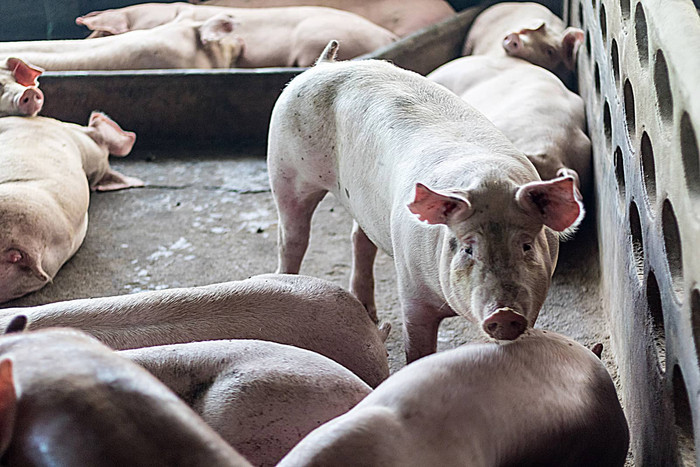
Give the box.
[0,14,242,70]
[0,274,390,387]
[428,55,592,197]
[185,0,455,37]
[123,339,372,466]
[0,58,44,117]
[464,2,584,86]
[0,112,143,303]
[279,329,630,467]
[77,3,398,67]
[268,41,583,362]
[0,325,251,466]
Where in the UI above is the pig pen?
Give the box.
[1,2,697,465]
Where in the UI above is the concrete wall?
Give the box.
[565,0,700,463]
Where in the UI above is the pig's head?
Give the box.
[408,175,583,341]
[0,58,44,118]
[502,23,584,75]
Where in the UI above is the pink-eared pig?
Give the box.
[77,3,398,67]
[0,14,242,70]
[0,324,252,466]
[185,0,455,37]
[0,112,143,303]
[428,55,592,197]
[267,42,583,363]
[0,274,390,387]
[0,57,44,117]
[122,339,372,466]
[463,2,584,85]
[278,329,629,467]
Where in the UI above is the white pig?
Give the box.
[0,14,242,70]
[123,339,372,466]
[463,2,584,85]
[77,3,398,67]
[185,0,455,37]
[0,57,44,117]
[0,274,390,387]
[428,55,592,196]
[0,325,252,466]
[267,42,583,362]
[0,112,143,303]
[278,329,630,467]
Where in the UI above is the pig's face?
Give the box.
[502,23,584,73]
[0,58,44,117]
[409,176,583,341]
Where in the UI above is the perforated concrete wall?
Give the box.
[564,0,700,464]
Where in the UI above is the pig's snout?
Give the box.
[482,308,527,341]
[503,33,522,54]
[18,87,44,116]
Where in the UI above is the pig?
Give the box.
[267,41,583,363]
[463,2,584,86]
[123,339,372,466]
[77,3,398,67]
[278,329,630,467]
[185,0,455,37]
[0,57,44,117]
[0,14,242,70]
[0,324,252,466]
[0,112,143,303]
[0,274,390,387]
[428,55,592,197]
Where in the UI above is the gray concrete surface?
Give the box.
[0,147,615,378]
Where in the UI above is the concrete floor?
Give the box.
[0,146,616,378]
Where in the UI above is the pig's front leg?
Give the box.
[350,222,378,323]
[400,295,453,363]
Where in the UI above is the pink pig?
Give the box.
[0,58,44,117]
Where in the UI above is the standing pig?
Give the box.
[0,274,390,387]
[0,112,143,303]
[0,57,44,117]
[279,329,629,467]
[428,55,592,197]
[77,3,398,67]
[463,2,584,85]
[0,325,252,466]
[123,339,372,466]
[185,0,455,37]
[268,42,583,362]
[0,14,242,70]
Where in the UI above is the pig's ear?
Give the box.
[5,58,43,87]
[88,111,136,156]
[408,183,472,225]
[92,168,144,192]
[561,27,584,70]
[75,12,129,36]
[199,14,238,44]
[0,359,17,456]
[516,176,584,232]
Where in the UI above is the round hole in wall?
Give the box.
[624,79,636,136]
[615,147,626,197]
[635,3,649,65]
[680,112,700,199]
[594,62,601,95]
[655,50,674,122]
[672,366,696,464]
[640,132,657,208]
[646,271,665,372]
[662,199,684,301]
[611,39,620,83]
[599,2,607,43]
[621,0,630,19]
[630,201,644,282]
[604,100,612,150]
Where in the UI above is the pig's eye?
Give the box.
[546,47,555,57]
[523,243,533,253]
[463,245,474,256]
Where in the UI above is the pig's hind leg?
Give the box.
[350,222,378,323]
[270,176,327,274]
